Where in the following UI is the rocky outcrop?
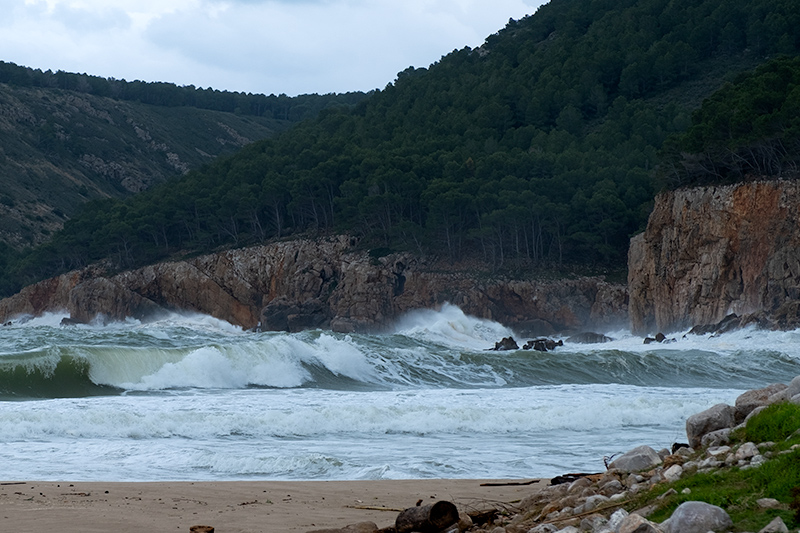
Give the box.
[628,180,800,335]
[0,236,628,333]
[685,375,800,449]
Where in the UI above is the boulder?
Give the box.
[734,442,758,461]
[663,465,683,483]
[606,509,630,532]
[758,516,789,533]
[686,403,736,448]
[492,336,519,351]
[618,514,662,533]
[756,498,782,509]
[735,383,788,421]
[662,501,732,533]
[744,405,768,424]
[607,445,662,472]
[700,427,732,448]
[643,332,676,344]
[522,338,563,351]
[767,375,800,404]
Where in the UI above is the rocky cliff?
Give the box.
[628,179,800,335]
[0,236,627,334]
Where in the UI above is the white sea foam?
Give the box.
[2,304,800,481]
[0,384,738,440]
[0,383,742,480]
[393,303,513,350]
[569,324,800,359]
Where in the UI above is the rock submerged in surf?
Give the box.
[490,336,519,351]
[489,336,565,351]
[643,332,676,344]
[522,338,563,351]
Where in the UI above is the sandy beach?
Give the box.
[0,478,545,532]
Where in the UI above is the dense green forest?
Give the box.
[660,55,800,186]
[0,61,367,122]
[3,0,800,297]
[0,63,368,251]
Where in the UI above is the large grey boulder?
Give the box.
[662,501,732,533]
[735,383,787,421]
[686,403,736,448]
[767,375,800,404]
[608,445,662,472]
[700,427,732,448]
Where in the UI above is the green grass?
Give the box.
[626,403,800,531]
[739,402,800,446]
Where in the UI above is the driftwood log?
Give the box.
[395,501,459,533]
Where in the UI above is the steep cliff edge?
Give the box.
[0,235,627,334]
[628,180,800,335]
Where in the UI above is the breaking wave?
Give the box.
[1,306,799,398]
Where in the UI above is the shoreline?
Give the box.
[0,478,547,532]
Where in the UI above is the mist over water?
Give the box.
[1,304,798,481]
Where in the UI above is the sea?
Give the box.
[1,303,799,482]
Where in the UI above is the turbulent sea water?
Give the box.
[1,303,799,482]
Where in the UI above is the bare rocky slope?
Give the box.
[0,82,288,248]
[0,236,627,334]
[628,179,800,335]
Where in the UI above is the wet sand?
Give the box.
[0,478,546,532]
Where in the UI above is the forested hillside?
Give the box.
[0,62,366,250]
[4,0,800,297]
[659,55,800,187]
[0,61,367,121]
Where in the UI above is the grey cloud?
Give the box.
[49,3,131,33]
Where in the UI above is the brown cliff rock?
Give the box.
[0,235,627,332]
[628,179,800,335]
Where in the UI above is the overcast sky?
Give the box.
[1,0,547,96]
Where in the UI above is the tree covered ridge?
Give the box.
[4,0,800,296]
[660,55,800,187]
[0,61,367,123]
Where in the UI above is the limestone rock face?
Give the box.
[628,180,800,334]
[0,236,628,333]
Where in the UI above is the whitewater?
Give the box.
[1,303,799,482]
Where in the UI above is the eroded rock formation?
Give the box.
[628,179,800,335]
[0,236,627,333]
